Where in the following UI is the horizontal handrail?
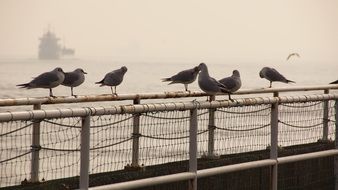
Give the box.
[1,84,337,107]
[197,159,276,178]
[88,149,338,190]
[1,93,337,122]
[90,172,196,190]
[277,149,338,164]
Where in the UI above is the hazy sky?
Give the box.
[1,0,338,62]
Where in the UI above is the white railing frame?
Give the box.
[0,84,337,107]
[0,88,338,190]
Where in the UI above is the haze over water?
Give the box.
[0,0,337,98]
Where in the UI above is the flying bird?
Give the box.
[197,63,230,99]
[61,68,87,97]
[286,53,300,61]
[17,67,65,97]
[96,66,128,95]
[218,70,242,100]
[162,66,200,91]
[259,67,295,88]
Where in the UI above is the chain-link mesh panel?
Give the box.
[89,114,133,173]
[0,121,33,187]
[213,105,271,155]
[139,110,192,165]
[0,99,337,188]
[279,100,336,146]
[39,117,81,183]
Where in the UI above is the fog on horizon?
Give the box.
[1,0,338,63]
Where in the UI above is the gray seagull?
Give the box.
[162,66,200,91]
[17,67,65,97]
[219,70,242,101]
[95,66,128,95]
[259,67,295,88]
[62,68,87,97]
[197,63,229,97]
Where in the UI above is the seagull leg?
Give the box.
[71,87,77,97]
[110,87,114,95]
[269,81,272,88]
[49,89,56,98]
[184,84,191,93]
[228,93,234,102]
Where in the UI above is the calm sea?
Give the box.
[0,57,337,99]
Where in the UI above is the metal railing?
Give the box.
[0,85,338,190]
[0,84,337,107]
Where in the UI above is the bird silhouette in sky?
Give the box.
[286,53,300,61]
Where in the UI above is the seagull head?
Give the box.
[198,63,207,71]
[54,67,64,73]
[121,66,128,73]
[75,68,87,74]
[193,66,200,73]
[232,70,240,77]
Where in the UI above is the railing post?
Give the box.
[208,95,216,158]
[131,97,141,168]
[335,100,338,190]
[323,89,329,141]
[189,108,198,190]
[30,103,41,183]
[80,115,90,190]
[270,92,279,190]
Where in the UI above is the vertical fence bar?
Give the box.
[132,97,141,168]
[335,100,338,190]
[80,115,91,190]
[270,92,279,190]
[30,103,41,183]
[189,108,198,190]
[208,95,216,158]
[323,89,329,141]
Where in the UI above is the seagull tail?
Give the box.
[287,79,295,84]
[330,80,338,84]
[95,79,104,85]
[161,78,171,82]
[16,83,30,89]
[220,88,230,94]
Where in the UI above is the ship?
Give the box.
[38,29,75,60]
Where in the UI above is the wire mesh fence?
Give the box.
[0,97,337,188]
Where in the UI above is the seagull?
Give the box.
[17,67,65,97]
[95,66,128,95]
[259,67,295,88]
[162,66,200,92]
[286,53,300,61]
[197,63,230,99]
[218,70,242,100]
[61,68,87,97]
[330,80,338,84]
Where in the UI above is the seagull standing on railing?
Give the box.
[197,63,230,98]
[259,67,295,88]
[95,66,128,95]
[218,70,242,101]
[17,67,65,97]
[61,68,87,97]
[161,66,200,92]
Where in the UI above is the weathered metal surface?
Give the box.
[1,84,337,107]
[0,94,337,122]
